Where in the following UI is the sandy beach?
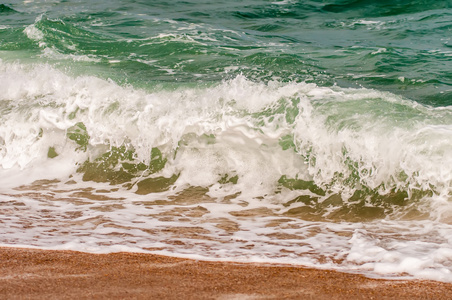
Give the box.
[0,247,451,299]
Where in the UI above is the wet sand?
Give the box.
[1,247,451,299]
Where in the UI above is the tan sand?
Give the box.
[0,247,451,299]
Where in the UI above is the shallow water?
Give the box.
[1,0,452,282]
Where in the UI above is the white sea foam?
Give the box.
[23,20,46,48]
[371,48,387,55]
[41,47,101,62]
[0,61,452,282]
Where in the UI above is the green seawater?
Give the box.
[1,0,451,105]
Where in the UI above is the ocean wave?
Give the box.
[0,61,450,217]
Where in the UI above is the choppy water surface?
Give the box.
[1,0,452,282]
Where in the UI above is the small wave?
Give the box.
[0,4,17,14]
[22,15,109,62]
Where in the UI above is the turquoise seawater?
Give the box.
[2,1,452,104]
[1,0,452,282]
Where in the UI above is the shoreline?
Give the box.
[1,247,452,299]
